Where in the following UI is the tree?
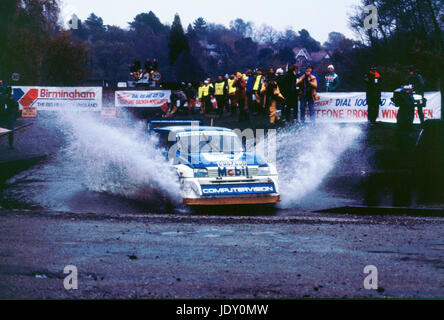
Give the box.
[255,24,280,45]
[324,32,347,51]
[85,13,105,37]
[296,29,321,52]
[42,32,90,85]
[277,47,296,65]
[168,14,190,65]
[193,17,207,34]
[0,0,88,84]
[129,11,166,34]
[348,0,444,91]
[173,51,206,82]
[0,0,19,79]
[257,48,274,66]
[233,37,258,69]
[229,18,253,38]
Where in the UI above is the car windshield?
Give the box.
[176,131,243,154]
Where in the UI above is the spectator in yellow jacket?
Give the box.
[261,76,285,125]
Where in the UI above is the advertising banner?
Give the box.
[12,87,102,111]
[115,90,171,109]
[309,92,441,123]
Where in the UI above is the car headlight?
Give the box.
[193,168,209,177]
[257,166,271,176]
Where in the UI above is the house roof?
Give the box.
[310,50,331,62]
[293,47,332,63]
[293,48,311,61]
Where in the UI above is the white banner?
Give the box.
[115,90,171,108]
[309,91,441,123]
[12,87,102,111]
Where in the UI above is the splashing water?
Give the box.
[2,111,181,211]
[265,123,362,208]
[62,111,181,202]
[2,110,360,213]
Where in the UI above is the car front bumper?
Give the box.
[183,195,280,206]
[180,176,280,206]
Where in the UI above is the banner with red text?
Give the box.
[115,90,171,109]
[12,87,102,111]
[308,92,441,123]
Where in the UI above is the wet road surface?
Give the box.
[0,209,443,299]
[1,116,443,299]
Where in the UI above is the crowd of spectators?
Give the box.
[166,64,341,125]
[165,64,426,128]
[130,58,159,82]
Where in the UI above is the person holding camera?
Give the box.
[260,73,285,126]
[296,65,318,123]
[406,65,425,124]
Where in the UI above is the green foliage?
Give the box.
[0,0,89,85]
[345,0,444,91]
[168,14,190,65]
[129,11,167,34]
[2,2,441,89]
[230,18,253,38]
[193,17,207,34]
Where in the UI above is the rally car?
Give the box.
[149,120,280,206]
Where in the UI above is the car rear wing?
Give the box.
[148,119,203,130]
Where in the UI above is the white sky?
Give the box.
[59,0,361,43]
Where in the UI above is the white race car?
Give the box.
[150,120,280,206]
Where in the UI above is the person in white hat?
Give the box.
[325,64,340,92]
[276,68,284,75]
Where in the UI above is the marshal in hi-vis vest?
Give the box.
[253,75,262,91]
[227,79,236,94]
[215,82,225,96]
[202,85,210,96]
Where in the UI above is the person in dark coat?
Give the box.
[144,58,152,73]
[391,85,416,150]
[152,58,158,71]
[184,83,197,115]
[245,70,255,114]
[283,64,301,122]
[364,66,382,124]
[1,87,19,149]
[406,65,425,124]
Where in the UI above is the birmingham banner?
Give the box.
[12,87,102,111]
[310,92,441,123]
[115,90,171,111]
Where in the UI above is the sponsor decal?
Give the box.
[201,183,276,195]
[217,160,247,167]
[218,167,249,177]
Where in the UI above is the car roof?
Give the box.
[154,126,234,134]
